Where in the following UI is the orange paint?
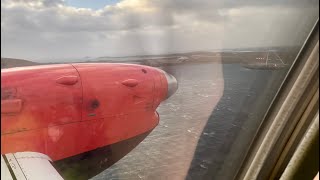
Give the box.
[1,63,173,161]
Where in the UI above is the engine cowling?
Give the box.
[1,63,178,161]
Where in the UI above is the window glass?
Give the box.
[1,0,319,180]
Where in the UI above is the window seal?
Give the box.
[235,19,319,180]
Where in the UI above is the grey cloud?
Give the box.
[3,0,317,33]
[2,0,64,5]
[2,2,174,33]
[153,0,317,10]
[42,0,64,7]
[149,0,318,21]
[1,0,319,61]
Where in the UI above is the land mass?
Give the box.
[1,58,40,69]
[1,48,298,69]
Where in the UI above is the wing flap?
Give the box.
[5,153,26,179]
[1,152,63,180]
[1,155,14,180]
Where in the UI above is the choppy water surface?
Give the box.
[92,61,289,180]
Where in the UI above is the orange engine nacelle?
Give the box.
[1,63,178,161]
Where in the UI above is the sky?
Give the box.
[66,0,118,10]
[1,0,319,62]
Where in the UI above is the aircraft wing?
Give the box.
[1,152,64,180]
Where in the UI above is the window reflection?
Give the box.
[1,0,319,179]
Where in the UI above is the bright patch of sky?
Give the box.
[65,0,119,9]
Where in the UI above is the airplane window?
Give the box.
[1,0,319,180]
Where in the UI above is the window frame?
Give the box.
[235,19,319,180]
